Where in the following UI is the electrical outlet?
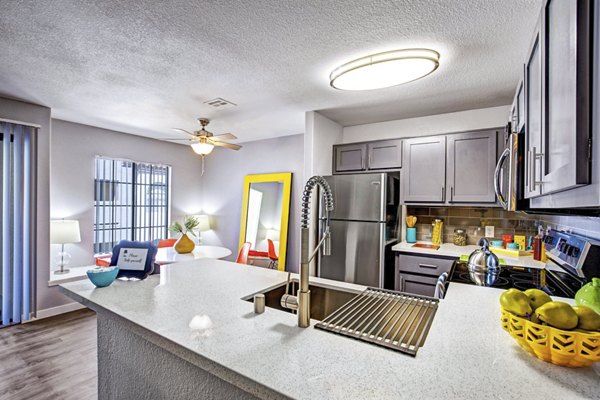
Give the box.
[485,226,495,238]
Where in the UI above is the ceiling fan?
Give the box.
[164,118,242,155]
[162,118,242,175]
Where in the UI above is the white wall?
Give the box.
[200,134,303,272]
[304,111,343,178]
[50,119,203,271]
[342,105,510,143]
[0,97,53,313]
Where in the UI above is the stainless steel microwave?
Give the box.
[494,129,523,212]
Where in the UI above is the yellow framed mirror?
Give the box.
[238,173,292,271]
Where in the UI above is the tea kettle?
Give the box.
[467,238,500,286]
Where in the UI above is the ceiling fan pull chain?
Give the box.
[201,155,205,176]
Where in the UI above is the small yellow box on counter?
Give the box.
[491,247,533,258]
[513,235,527,250]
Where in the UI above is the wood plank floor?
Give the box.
[0,309,97,400]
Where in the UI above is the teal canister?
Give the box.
[406,227,417,243]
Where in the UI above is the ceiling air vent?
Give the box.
[204,97,237,109]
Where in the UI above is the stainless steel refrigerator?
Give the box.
[318,173,400,288]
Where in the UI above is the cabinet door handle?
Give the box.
[531,146,544,191]
[441,186,445,202]
[449,187,454,203]
[419,263,438,270]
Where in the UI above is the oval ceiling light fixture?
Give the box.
[330,48,440,91]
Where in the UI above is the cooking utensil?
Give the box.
[406,216,417,228]
[467,238,500,286]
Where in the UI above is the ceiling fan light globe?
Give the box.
[191,142,215,155]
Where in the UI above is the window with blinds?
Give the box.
[94,157,170,254]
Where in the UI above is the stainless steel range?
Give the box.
[450,229,600,298]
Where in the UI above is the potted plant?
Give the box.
[169,216,200,254]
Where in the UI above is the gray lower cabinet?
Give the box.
[446,130,497,203]
[402,136,446,203]
[334,143,367,172]
[334,139,401,173]
[395,253,455,297]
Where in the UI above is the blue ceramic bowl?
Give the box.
[87,266,119,288]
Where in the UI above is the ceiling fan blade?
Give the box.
[172,128,197,137]
[211,133,237,141]
[211,141,242,150]
[157,138,195,142]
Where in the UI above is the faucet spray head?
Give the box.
[323,228,332,256]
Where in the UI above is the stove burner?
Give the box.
[512,281,537,291]
[449,261,576,298]
[507,272,537,280]
[457,273,509,287]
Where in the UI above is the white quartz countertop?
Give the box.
[393,241,548,269]
[60,259,599,399]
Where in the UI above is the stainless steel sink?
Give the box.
[243,280,360,321]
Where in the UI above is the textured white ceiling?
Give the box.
[0,0,541,142]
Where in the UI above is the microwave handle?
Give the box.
[494,147,510,209]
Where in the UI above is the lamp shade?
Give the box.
[195,215,211,232]
[50,220,81,244]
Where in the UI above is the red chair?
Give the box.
[95,255,111,267]
[236,242,252,265]
[267,239,279,270]
[158,238,177,248]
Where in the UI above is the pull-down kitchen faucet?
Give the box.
[281,176,334,327]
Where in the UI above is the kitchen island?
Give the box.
[60,259,599,400]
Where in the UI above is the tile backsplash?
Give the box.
[406,206,600,244]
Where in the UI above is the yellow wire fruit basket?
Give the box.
[500,308,600,367]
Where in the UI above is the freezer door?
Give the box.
[318,220,383,287]
[324,174,384,222]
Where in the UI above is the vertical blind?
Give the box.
[1,121,36,326]
[94,157,170,254]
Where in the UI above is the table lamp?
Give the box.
[194,215,211,244]
[50,219,81,274]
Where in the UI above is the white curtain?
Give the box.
[1,121,36,326]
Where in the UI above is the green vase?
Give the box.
[174,233,195,254]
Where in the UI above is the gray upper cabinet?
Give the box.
[334,143,367,172]
[333,139,401,174]
[367,139,402,170]
[511,80,525,133]
[524,18,543,199]
[403,136,446,203]
[539,0,591,195]
[447,130,498,203]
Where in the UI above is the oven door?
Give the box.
[494,133,519,211]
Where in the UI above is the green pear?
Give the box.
[524,288,552,311]
[500,288,532,317]
[536,301,578,330]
